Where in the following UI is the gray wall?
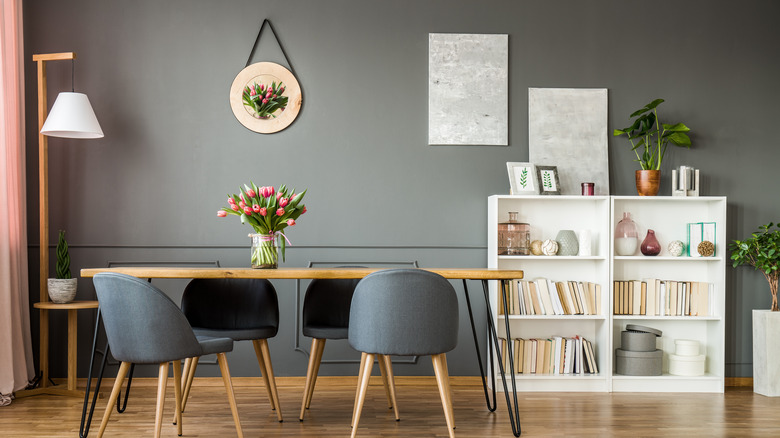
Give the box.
[22,0,780,378]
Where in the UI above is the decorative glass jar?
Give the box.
[498,212,530,255]
[614,212,638,256]
[250,233,279,269]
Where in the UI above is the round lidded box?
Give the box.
[674,339,700,357]
[621,330,656,352]
[626,324,662,337]
[668,353,705,376]
[615,349,662,376]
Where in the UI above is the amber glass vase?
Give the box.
[498,212,530,255]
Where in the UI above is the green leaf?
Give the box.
[668,132,692,146]
[662,123,690,132]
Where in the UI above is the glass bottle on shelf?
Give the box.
[498,212,530,255]
[641,229,662,256]
[614,212,638,256]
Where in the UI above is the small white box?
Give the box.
[674,339,700,356]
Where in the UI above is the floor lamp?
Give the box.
[17,52,103,398]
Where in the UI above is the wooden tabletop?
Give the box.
[80,267,523,280]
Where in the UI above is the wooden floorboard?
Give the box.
[3,376,779,437]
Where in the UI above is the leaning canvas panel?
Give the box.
[528,88,609,195]
[428,33,508,145]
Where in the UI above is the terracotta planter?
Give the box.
[635,170,660,196]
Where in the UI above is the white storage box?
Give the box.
[674,339,700,356]
[668,353,705,376]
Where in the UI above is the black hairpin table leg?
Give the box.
[482,279,522,437]
[462,279,496,412]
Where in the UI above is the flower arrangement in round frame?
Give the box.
[243,81,288,119]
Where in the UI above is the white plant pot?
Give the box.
[47,278,77,304]
[753,309,780,396]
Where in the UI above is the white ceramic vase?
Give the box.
[753,309,780,396]
[47,278,77,304]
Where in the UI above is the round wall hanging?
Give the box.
[229,61,302,134]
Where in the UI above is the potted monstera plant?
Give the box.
[613,99,691,196]
[47,230,77,304]
[730,222,780,396]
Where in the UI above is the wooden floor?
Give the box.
[3,376,779,437]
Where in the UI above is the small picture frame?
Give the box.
[506,162,537,194]
[536,165,561,195]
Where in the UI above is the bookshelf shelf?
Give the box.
[488,195,726,394]
[500,315,607,321]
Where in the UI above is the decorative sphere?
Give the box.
[541,239,559,256]
[530,240,543,255]
[698,240,715,257]
[668,240,684,257]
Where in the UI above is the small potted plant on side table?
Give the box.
[730,222,780,396]
[47,230,77,303]
[613,98,691,196]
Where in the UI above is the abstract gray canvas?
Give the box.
[428,33,508,145]
[528,88,609,195]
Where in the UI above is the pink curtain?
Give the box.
[0,0,34,405]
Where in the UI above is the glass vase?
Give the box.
[250,233,278,269]
[641,229,662,256]
[614,212,638,256]
[498,212,530,255]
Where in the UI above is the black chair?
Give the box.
[179,278,283,422]
[93,272,243,438]
[348,269,458,438]
[299,271,399,422]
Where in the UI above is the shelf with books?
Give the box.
[610,196,726,393]
[488,195,611,393]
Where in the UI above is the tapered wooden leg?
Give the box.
[300,338,326,420]
[174,357,199,425]
[432,353,455,438]
[304,338,326,409]
[253,339,283,422]
[352,352,368,425]
[217,352,243,438]
[153,362,169,438]
[377,354,399,420]
[96,361,131,438]
[351,352,374,438]
[172,360,183,436]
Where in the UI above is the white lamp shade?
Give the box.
[40,92,104,139]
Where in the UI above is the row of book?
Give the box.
[613,279,712,316]
[498,279,602,316]
[498,336,598,375]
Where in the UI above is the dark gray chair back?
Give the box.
[93,272,203,364]
[181,278,279,335]
[348,269,458,356]
[302,277,361,337]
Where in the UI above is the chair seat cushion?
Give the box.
[193,326,277,341]
[303,325,349,340]
[196,335,234,356]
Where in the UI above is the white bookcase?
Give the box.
[487,195,726,393]
[488,195,611,392]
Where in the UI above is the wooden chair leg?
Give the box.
[352,351,368,425]
[174,357,199,425]
[351,352,374,438]
[377,354,399,420]
[253,339,283,422]
[96,361,131,438]
[153,362,170,438]
[172,359,183,436]
[300,337,326,421]
[432,353,455,438]
[217,352,244,438]
[304,338,326,410]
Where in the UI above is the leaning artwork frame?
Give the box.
[506,162,537,194]
[536,165,561,195]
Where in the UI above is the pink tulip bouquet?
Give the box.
[242,81,288,119]
[218,183,307,268]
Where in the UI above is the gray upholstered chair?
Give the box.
[348,269,459,438]
[92,272,242,438]
[299,275,398,421]
[178,278,283,422]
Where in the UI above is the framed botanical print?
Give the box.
[536,165,561,195]
[506,162,537,194]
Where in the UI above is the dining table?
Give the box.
[78,266,525,437]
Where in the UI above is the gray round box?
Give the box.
[615,349,663,376]
[621,330,657,352]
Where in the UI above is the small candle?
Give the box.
[581,182,595,196]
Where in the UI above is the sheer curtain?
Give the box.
[0,0,33,406]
